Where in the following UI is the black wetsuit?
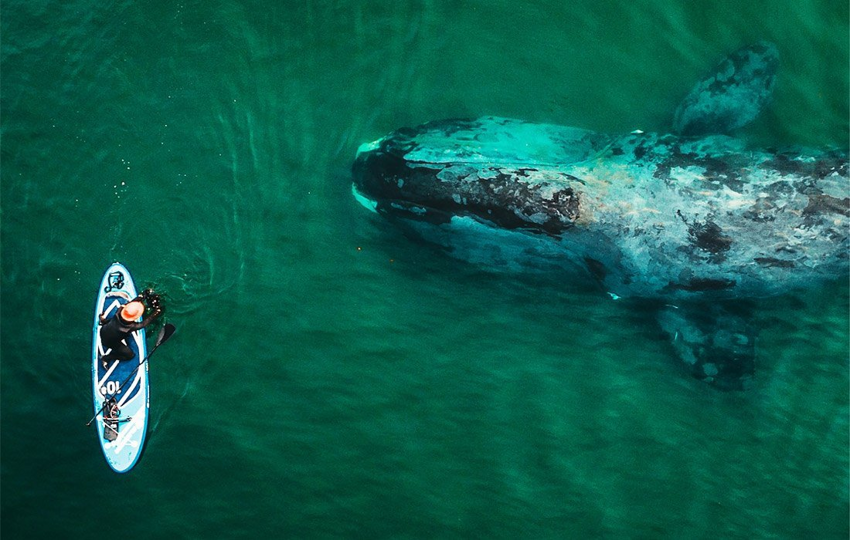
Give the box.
[100,307,156,363]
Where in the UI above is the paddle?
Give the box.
[86,323,176,427]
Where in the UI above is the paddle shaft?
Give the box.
[87,323,175,426]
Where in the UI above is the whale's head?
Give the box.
[352,117,609,239]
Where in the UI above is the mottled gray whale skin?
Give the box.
[674,41,780,136]
[351,44,848,389]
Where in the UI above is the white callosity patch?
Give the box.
[356,139,381,158]
[351,184,378,214]
[390,202,427,215]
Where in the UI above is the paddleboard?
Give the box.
[91,262,149,473]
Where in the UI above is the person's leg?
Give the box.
[101,341,136,364]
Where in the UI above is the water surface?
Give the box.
[2,1,848,538]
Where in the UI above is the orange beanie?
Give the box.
[120,301,145,321]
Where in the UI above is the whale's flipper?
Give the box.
[673,42,779,137]
[656,304,757,390]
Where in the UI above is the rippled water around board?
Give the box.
[2,1,848,538]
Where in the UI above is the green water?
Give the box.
[2,1,848,538]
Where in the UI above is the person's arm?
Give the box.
[127,308,162,331]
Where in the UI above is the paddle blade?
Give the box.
[156,323,176,346]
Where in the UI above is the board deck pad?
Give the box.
[92,262,149,473]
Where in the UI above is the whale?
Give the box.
[351,43,849,389]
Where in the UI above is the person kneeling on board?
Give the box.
[98,290,162,366]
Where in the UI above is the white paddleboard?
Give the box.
[91,262,149,473]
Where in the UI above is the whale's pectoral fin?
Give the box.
[673,42,779,136]
[656,303,757,390]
